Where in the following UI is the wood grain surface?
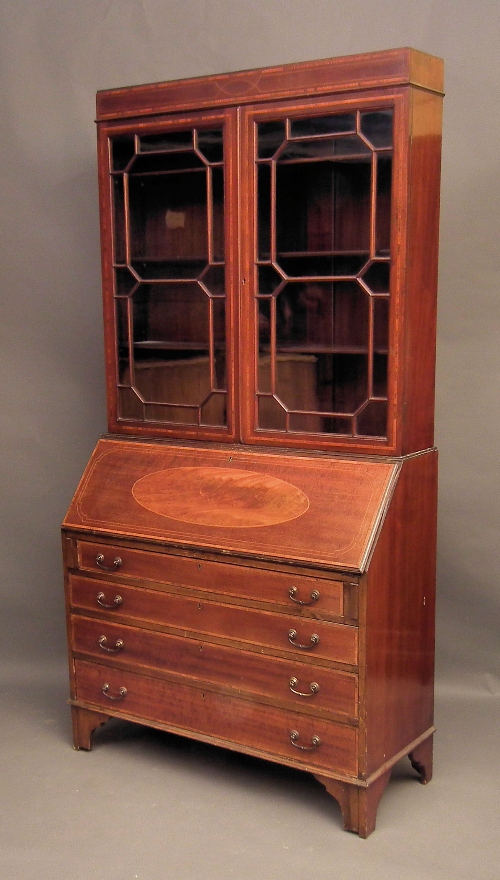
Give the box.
[64,438,399,572]
[132,466,309,527]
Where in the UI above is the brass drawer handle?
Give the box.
[96,553,122,572]
[290,730,321,751]
[288,629,320,650]
[96,592,123,610]
[289,677,320,697]
[102,683,127,701]
[288,586,320,606]
[99,635,124,653]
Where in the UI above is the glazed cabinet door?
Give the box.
[239,93,407,454]
[98,109,239,440]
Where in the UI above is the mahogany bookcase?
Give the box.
[62,48,443,836]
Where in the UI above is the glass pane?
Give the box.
[356,400,387,436]
[131,259,207,281]
[290,114,356,138]
[272,281,368,349]
[331,163,372,252]
[116,298,130,350]
[278,136,371,161]
[211,298,226,371]
[139,130,193,152]
[257,298,272,352]
[360,110,393,149]
[112,177,126,263]
[362,261,390,293]
[258,265,284,295]
[317,353,368,414]
[373,297,389,351]
[197,129,224,163]
[330,282,369,348]
[256,351,371,429]
[376,156,392,255]
[276,162,371,254]
[135,355,212,406]
[257,349,272,392]
[258,395,287,431]
[111,136,135,171]
[144,401,198,424]
[119,352,226,427]
[130,152,204,174]
[275,164,309,254]
[277,253,368,278]
[129,170,208,262]
[288,412,327,433]
[373,353,388,397]
[118,385,144,421]
[130,283,211,347]
[316,415,353,435]
[257,164,272,259]
[115,267,138,297]
[274,353,321,416]
[258,121,286,159]
[211,167,225,261]
[201,392,226,426]
[121,283,227,425]
[200,264,226,296]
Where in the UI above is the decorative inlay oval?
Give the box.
[132,467,309,528]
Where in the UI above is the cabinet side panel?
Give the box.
[62,532,78,702]
[363,451,437,776]
[96,127,118,429]
[401,90,442,453]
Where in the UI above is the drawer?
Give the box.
[71,615,358,719]
[74,659,358,776]
[76,540,346,618]
[69,575,358,666]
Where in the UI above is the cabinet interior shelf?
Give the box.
[260,154,375,166]
[261,345,388,355]
[124,342,218,351]
[260,251,390,261]
[112,166,215,178]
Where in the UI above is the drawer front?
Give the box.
[77,540,345,618]
[71,615,358,719]
[74,659,358,776]
[70,575,358,666]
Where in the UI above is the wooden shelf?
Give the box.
[130,341,215,352]
[265,345,388,355]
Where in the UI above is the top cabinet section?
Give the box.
[96,49,443,455]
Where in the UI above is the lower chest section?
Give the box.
[64,533,360,778]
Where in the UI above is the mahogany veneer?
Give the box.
[63,48,442,836]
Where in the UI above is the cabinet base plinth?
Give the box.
[315,732,434,837]
[315,772,391,838]
[71,706,111,751]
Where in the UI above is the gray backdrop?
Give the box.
[1,2,499,877]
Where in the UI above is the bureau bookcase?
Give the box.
[62,48,443,836]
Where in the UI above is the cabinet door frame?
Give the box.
[97,107,240,442]
[239,89,409,455]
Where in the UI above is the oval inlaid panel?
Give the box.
[132,467,309,528]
